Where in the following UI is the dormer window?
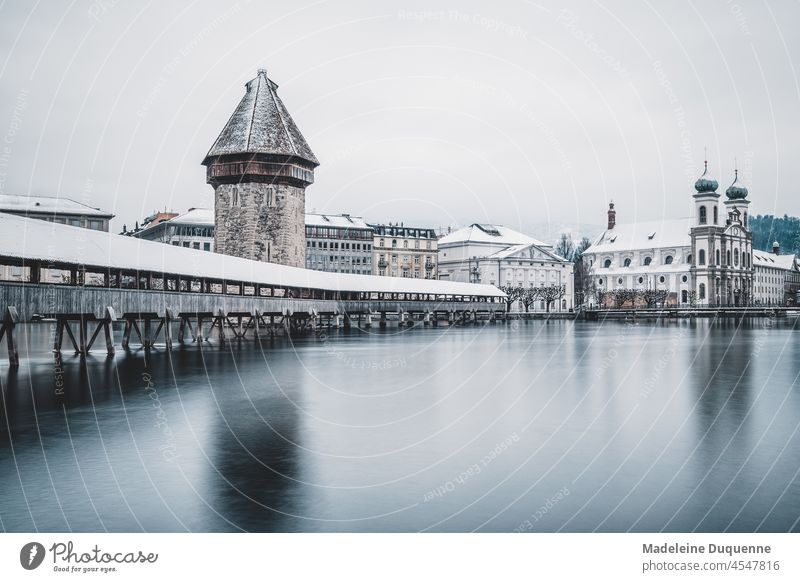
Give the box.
[603,258,612,268]
[643,256,652,266]
[623,258,632,267]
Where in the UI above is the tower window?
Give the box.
[623,258,631,267]
[699,249,706,265]
[665,255,674,265]
[643,256,652,266]
[699,206,707,224]
[713,206,718,224]
[716,249,720,265]
[603,258,612,268]
[699,283,706,299]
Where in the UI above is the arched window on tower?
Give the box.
[623,258,631,267]
[699,283,706,300]
[715,249,720,265]
[603,258,612,268]
[643,256,652,266]
[665,255,674,265]
[699,206,707,225]
[726,250,731,266]
[699,249,706,265]
[713,206,718,224]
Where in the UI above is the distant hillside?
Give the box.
[750,214,800,255]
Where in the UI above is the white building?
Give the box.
[438,223,574,312]
[753,244,800,306]
[0,193,113,231]
[370,223,438,279]
[305,213,373,274]
[584,161,756,307]
[130,208,215,251]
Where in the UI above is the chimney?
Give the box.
[607,202,616,230]
[773,241,780,255]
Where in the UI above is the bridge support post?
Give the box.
[216,309,227,343]
[343,313,351,330]
[364,313,372,328]
[122,318,132,350]
[0,306,20,367]
[379,312,387,328]
[143,318,153,349]
[104,308,116,355]
[164,309,174,350]
[448,311,455,326]
[424,311,431,326]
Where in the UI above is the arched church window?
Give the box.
[686,254,692,264]
[734,249,739,266]
[726,250,731,266]
[603,259,612,268]
[716,249,720,265]
[623,258,631,267]
[699,283,706,299]
[392,239,397,248]
[713,206,718,224]
[699,249,706,265]
[643,256,652,266]
[665,255,674,265]
[699,206,707,224]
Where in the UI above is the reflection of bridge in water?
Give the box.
[0,214,505,367]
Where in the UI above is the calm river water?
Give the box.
[1,317,799,532]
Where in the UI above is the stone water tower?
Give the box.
[202,69,318,267]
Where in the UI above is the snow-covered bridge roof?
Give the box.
[0,213,503,297]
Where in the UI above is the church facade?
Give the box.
[584,161,755,307]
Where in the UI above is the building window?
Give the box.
[598,278,604,286]
[665,255,674,265]
[603,258,612,268]
[699,249,706,265]
[204,243,210,251]
[713,206,718,224]
[623,258,631,267]
[716,249,720,265]
[638,277,644,284]
[734,248,739,266]
[643,256,652,266]
[392,239,397,248]
[699,283,706,299]
[682,275,688,283]
[659,276,666,283]
[699,206,707,224]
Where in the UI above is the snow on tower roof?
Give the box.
[0,213,503,297]
[438,224,549,247]
[203,69,318,165]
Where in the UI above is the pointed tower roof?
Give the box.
[203,69,318,166]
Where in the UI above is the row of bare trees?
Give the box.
[594,288,691,309]
[499,284,567,312]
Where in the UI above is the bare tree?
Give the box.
[539,284,566,312]
[521,286,538,312]
[500,284,524,312]
[612,288,637,309]
[555,233,575,260]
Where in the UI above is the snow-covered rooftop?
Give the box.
[588,218,692,254]
[753,249,798,271]
[0,213,502,297]
[203,70,318,165]
[484,242,566,262]
[438,224,549,248]
[0,194,113,218]
[305,213,371,230]
[168,207,214,225]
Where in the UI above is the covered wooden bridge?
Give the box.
[0,213,506,365]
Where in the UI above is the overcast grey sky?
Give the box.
[0,0,798,240]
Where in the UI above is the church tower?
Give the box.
[203,69,318,267]
[689,159,721,306]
